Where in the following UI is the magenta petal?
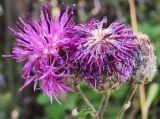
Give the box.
[4,3,77,103]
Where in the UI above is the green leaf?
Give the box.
[77,108,90,117]
[36,94,50,105]
[111,84,129,100]
[62,93,79,110]
[146,83,159,108]
[45,104,64,119]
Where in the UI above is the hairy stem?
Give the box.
[116,83,138,119]
[74,85,97,117]
[97,91,111,119]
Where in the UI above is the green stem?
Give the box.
[116,83,138,119]
[74,85,97,117]
[97,91,111,119]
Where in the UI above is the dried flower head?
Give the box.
[3,3,76,103]
[71,17,137,92]
[132,33,157,84]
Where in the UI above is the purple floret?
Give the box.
[71,17,137,86]
[3,3,76,103]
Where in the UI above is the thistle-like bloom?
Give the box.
[3,3,76,103]
[71,17,137,90]
[132,33,157,84]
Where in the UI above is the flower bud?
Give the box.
[132,33,157,84]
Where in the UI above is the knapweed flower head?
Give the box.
[71,17,137,92]
[3,3,76,103]
[132,33,157,84]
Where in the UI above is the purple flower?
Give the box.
[3,3,76,103]
[71,17,137,87]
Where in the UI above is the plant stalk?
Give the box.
[139,85,148,119]
[97,91,111,119]
[74,85,97,117]
[129,0,137,32]
[129,0,147,119]
[116,83,138,119]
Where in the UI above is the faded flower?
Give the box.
[71,17,137,92]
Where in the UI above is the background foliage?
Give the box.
[0,0,160,119]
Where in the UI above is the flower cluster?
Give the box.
[4,3,156,101]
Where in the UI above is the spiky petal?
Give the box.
[71,17,137,89]
[3,3,76,103]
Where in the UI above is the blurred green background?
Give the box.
[0,0,160,119]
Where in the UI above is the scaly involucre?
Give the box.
[4,3,76,103]
[133,33,157,83]
[71,17,137,87]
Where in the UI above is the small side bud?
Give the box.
[132,33,157,84]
